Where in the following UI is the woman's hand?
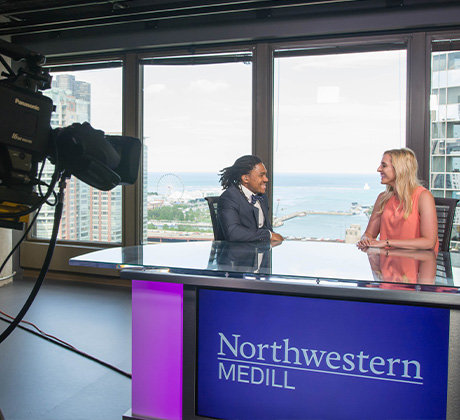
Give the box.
[357,236,390,250]
[356,234,374,249]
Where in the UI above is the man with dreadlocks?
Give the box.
[217,155,284,242]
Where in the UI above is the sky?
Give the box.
[272,50,406,174]
[50,49,406,175]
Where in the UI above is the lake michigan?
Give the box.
[148,172,387,241]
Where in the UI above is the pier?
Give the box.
[273,204,362,228]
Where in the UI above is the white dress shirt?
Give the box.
[240,185,264,228]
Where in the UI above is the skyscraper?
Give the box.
[34,74,125,243]
[430,50,460,249]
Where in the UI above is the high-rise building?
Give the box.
[430,50,460,249]
[35,74,125,243]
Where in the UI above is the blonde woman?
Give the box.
[357,148,439,251]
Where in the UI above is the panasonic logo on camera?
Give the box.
[15,97,40,111]
[12,133,32,144]
[217,332,423,390]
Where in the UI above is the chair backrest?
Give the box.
[205,196,225,240]
[434,197,459,252]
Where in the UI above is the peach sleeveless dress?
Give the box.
[380,186,439,253]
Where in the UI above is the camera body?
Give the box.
[0,83,54,208]
[0,40,55,228]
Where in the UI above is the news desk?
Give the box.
[70,240,460,420]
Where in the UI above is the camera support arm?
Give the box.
[0,38,45,70]
[0,38,51,91]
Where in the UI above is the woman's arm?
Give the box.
[365,190,438,250]
[356,193,384,249]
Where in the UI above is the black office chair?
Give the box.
[205,196,225,240]
[434,197,459,252]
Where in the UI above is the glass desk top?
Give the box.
[70,240,460,292]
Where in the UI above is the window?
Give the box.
[430,37,460,249]
[141,51,252,243]
[18,33,439,274]
[32,65,124,243]
[273,46,407,242]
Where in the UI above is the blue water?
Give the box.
[148,172,385,240]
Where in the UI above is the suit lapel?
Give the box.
[233,184,267,229]
[235,185,259,226]
[252,205,259,226]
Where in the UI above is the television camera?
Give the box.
[0,39,141,344]
[0,38,141,230]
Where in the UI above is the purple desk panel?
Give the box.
[131,280,183,420]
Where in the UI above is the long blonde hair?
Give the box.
[377,148,422,219]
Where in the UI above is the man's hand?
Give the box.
[271,232,284,242]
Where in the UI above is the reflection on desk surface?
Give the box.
[70,240,460,291]
[210,241,272,274]
[365,248,453,289]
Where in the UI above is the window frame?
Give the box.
[20,54,141,275]
[19,31,446,275]
[138,45,254,244]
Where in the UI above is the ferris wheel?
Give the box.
[156,173,184,201]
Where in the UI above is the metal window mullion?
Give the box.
[122,52,143,247]
[406,32,430,183]
[253,43,274,217]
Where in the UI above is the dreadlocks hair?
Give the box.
[219,155,263,190]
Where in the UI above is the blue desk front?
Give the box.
[70,240,460,420]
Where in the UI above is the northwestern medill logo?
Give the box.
[217,333,423,390]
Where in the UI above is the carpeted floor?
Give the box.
[0,276,132,420]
